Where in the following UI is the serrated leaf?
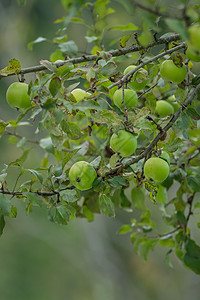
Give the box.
[48,205,70,225]
[186,107,200,120]
[108,176,127,188]
[40,60,57,73]
[60,189,78,203]
[24,192,44,207]
[60,120,83,140]
[99,194,115,217]
[49,76,61,96]
[58,41,78,56]
[0,59,21,76]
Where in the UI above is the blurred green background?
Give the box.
[0,1,200,299]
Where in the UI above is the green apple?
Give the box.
[113,89,138,111]
[160,60,187,84]
[6,82,32,110]
[167,95,181,112]
[188,23,200,50]
[71,88,91,102]
[144,157,170,182]
[110,130,137,157]
[123,65,148,91]
[69,161,97,191]
[186,43,200,62]
[155,100,174,117]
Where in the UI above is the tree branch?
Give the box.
[0,34,180,79]
[108,43,186,90]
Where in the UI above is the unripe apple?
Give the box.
[167,95,181,112]
[6,82,32,111]
[160,60,187,84]
[110,130,137,157]
[144,157,170,182]
[113,89,138,111]
[123,65,148,91]
[159,151,170,165]
[188,24,200,50]
[155,100,174,117]
[71,88,91,102]
[69,161,97,191]
[186,43,200,62]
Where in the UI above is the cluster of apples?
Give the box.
[8,31,199,191]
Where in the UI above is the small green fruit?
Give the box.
[113,89,138,111]
[160,60,187,84]
[69,161,97,191]
[155,100,174,117]
[144,157,170,182]
[110,130,137,157]
[6,82,32,111]
[124,65,148,91]
[71,88,91,102]
[167,95,181,112]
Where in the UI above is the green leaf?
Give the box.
[49,76,61,97]
[89,156,101,167]
[48,204,70,225]
[9,205,18,218]
[24,192,44,207]
[141,238,158,261]
[60,120,83,140]
[131,187,146,210]
[0,59,21,76]
[156,185,168,203]
[0,121,8,133]
[59,41,78,56]
[60,189,78,203]
[186,107,200,120]
[0,194,11,216]
[27,169,43,184]
[109,153,120,168]
[108,176,128,188]
[40,60,57,73]
[111,23,138,31]
[183,238,200,274]
[40,137,55,154]
[28,37,47,51]
[118,224,132,234]
[99,194,115,217]
[165,249,174,268]
[167,137,182,152]
[187,175,200,192]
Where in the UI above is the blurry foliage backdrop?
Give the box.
[0,0,200,299]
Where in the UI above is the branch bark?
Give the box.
[0,34,180,79]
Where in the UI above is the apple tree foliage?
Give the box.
[0,0,200,273]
